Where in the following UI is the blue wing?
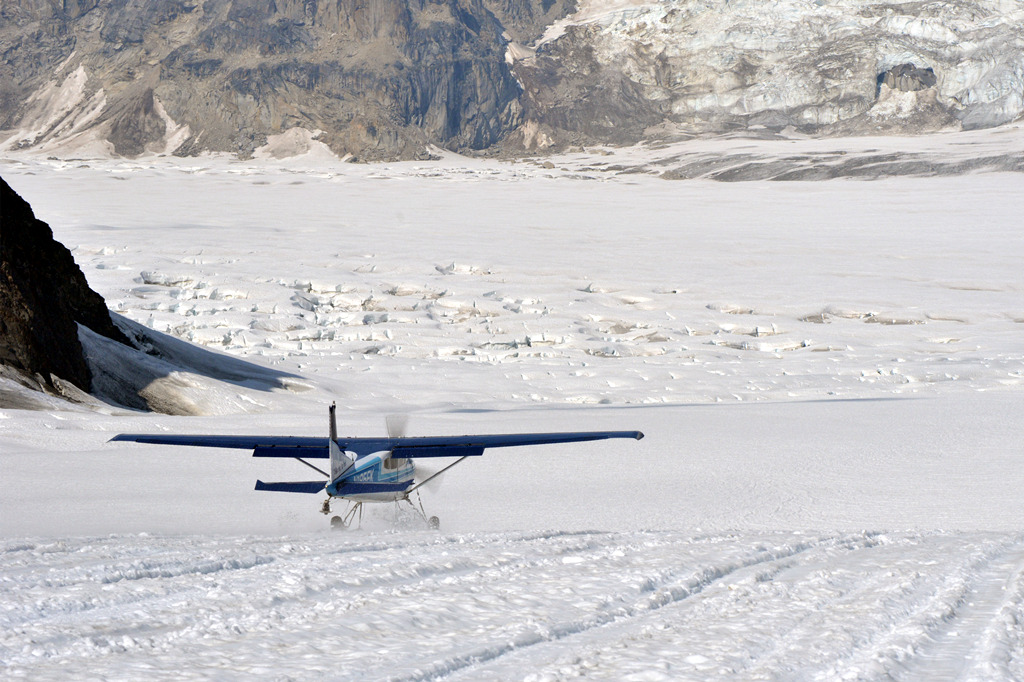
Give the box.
[109,434,325,449]
[110,431,643,458]
[348,431,644,457]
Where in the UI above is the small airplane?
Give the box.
[111,403,644,529]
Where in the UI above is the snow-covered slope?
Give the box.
[2,157,1023,679]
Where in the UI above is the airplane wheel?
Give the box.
[427,516,440,530]
[330,515,346,530]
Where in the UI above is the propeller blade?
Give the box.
[386,414,409,439]
[415,463,446,493]
[408,455,471,495]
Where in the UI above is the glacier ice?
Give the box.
[526,0,1024,135]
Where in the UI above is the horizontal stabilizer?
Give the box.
[254,480,325,494]
[253,446,329,459]
[392,445,485,458]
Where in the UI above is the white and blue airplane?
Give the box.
[111,404,644,528]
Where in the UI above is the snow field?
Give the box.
[1,156,1023,679]
[4,392,1024,538]
[3,158,1023,411]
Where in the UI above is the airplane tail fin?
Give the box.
[328,402,354,481]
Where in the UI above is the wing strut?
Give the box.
[406,456,470,496]
[294,457,329,478]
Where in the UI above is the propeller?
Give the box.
[386,414,409,439]
[413,463,449,493]
[386,413,449,493]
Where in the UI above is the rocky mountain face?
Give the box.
[509,0,1024,150]
[0,174,126,393]
[0,0,1022,160]
[0,0,562,160]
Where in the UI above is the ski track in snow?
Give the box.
[4,532,1024,680]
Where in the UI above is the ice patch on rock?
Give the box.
[253,127,340,162]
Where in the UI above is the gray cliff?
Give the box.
[0,0,568,160]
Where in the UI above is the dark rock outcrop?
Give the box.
[879,64,937,93]
[480,0,577,44]
[0,175,302,413]
[0,175,125,392]
[511,23,664,150]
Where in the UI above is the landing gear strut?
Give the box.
[405,490,440,531]
[322,498,363,530]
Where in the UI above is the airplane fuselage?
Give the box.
[326,451,416,502]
